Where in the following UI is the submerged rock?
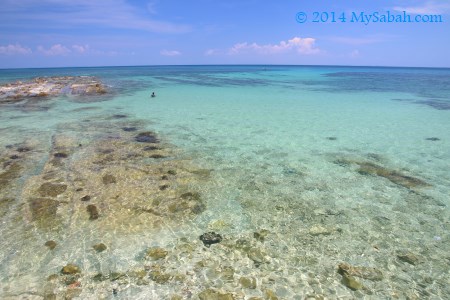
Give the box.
[146,247,168,260]
[341,274,363,290]
[0,162,22,191]
[357,162,429,189]
[425,137,440,141]
[61,264,81,275]
[335,159,430,189]
[159,184,169,190]
[135,132,159,143]
[167,169,177,175]
[143,146,160,151]
[254,229,270,242]
[29,198,59,221]
[86,204,99,220]
[220,266,235,282]
[191,203,206,214]
[149,270,171,284]
[37,182,67,197]
[80,195,91,202]
[265,289,279,300]
[45,240,57,250]
[0,198,15,217]
[247,248,268,266]
[122,127,137,132]
[338,262,383,281]
[200,232,223,247]
[93,243,107,252]
[397,252,420,265]
[180,192,201,201]
[102,174,116,184]
[150,154,166,159]
[112,114,127,119]
[198,288,235,300]
[54,152,68,158]
[239,276,257,289]
[17,146,32,153]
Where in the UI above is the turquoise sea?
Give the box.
[0,65,449,299]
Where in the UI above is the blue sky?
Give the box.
[0,0,449,68]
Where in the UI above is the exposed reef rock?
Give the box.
[0,76,108,103]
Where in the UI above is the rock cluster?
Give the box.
[0,76,108,103]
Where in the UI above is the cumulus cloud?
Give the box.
[229,37,320,55]
[38,44,71,56]
[72,44,90,53]
[204,49,221,56]
[160,49,181,56]
[0,43,32,55]
[393,1,450,14]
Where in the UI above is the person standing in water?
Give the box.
[151,92,156,97]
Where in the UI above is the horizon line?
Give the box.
[1,63,450,71]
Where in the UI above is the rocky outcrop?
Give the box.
[0,76,108,102]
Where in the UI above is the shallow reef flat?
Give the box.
[0,114,213,299]
[0,76,108,103]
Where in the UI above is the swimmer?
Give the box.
[151,92,156,97]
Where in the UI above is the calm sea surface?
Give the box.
[1,65,449,299]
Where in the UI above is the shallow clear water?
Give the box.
[1,65,449,299]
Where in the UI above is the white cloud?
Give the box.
[393,1,450,14]
[0,0,191,34]
[160,49,181,56]
[72,44,90,53]
[204,49,221,56]
[38,44,71,56]
[0,43,32,55]
[229,37,320,55]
